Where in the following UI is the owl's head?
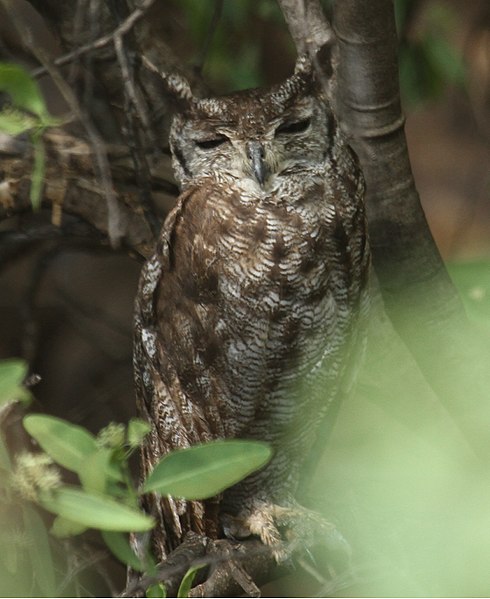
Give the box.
[166,58,334,190]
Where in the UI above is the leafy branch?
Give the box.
[0,363,272,597]
[0,63,62,210]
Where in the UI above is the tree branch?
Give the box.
[122,534,277,598]
[0,129,162,258]
[277,0,333,56]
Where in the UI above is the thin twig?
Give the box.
[195,0,224,74]
[31,0,156,78]
[68,0,90,85]
[114,34,150,131]
[38,52,124,247]
[81,0,102,108]
[114,34,161,236]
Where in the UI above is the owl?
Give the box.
[133,57,370,562]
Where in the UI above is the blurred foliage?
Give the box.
[169,0,465,107]
[0,63,60,209]
[306,259,490,597]
[0,377,271,596]
[172,0,292,90]
[396,0,465,107]
[447,260,490,333]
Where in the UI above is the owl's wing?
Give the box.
[134,185,224,558]
[298,146,371,494]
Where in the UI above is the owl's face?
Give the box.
[168,64,333,192]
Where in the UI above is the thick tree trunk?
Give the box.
[333,0,490,461]
[279,0,490,462]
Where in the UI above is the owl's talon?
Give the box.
[222,503,286,561]
[222,501,348,566]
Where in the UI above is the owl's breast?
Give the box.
[190,185,357,426]
[212,184,339,303]
[154,177,367,439]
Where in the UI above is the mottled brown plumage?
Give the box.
[133,58,370,561]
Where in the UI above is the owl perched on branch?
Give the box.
[134,56,370,562]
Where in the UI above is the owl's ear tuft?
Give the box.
[142,56,196,112]
[164,73,196,109]
[273,56,315,105]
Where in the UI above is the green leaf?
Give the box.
[22,505,57,597]
[0,359,29,407]
[142,440,272,499]
[0,63,48,120]
[40,486,155,532]
[177,563,206,598]
[102,530,147,572]
[146,583,167,598]
[23,414,97,473]
[50,515,87,538]
[78,448,113,494]
[0,107,38,135]
[127,418,151,448]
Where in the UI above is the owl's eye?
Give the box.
[195,136,228,150]
[275,118,311,135]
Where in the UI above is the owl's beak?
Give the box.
[247,141,267,186]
